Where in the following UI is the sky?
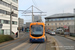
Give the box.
[18,0,75,24]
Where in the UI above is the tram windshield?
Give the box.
[31,25,43,35]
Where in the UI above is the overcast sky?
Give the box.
[18,0,75,24]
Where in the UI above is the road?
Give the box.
[0,32,46,50]
[52,35,75,50]
[1,32,75,50]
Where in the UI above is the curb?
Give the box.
[0,37,20,45]
[50,36,59,50]
[64,36,75,41]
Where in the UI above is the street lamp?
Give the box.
[74,9,75,33]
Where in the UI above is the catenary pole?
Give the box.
[32,5,34,22]
[10,3,12,35]
[74,9,75,33]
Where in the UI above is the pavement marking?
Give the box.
[11,39,29,50]
[0,36,28,49]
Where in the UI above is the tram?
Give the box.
[29,22,46,42]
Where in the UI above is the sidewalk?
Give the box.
[46,34,59,50]
[57,34,75,41]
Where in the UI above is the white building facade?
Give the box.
[0,0,18,35]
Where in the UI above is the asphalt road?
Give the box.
[12,41,46,50]
[52,35,75,50]
[0,32,46,50]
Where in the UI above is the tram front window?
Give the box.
[31,25,43,37]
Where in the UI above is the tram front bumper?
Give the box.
[30,38,45,42]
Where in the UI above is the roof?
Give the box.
[45,13,74,19]
[30,22,44,25]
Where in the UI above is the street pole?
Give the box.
[74,9,75,33]
[32,5,34,22]
[10,3,12,35]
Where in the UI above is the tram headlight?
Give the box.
[42,37,44,39]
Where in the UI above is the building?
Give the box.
[45,13,75,30]
[0,0,18,35]
[26,22,31,27]
[34,15,42,22]
[23,24,26,27]
[18,18,24,28]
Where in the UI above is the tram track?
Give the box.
[0,35,29,49]
[34,43,41,50]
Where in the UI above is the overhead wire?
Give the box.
[32,0,37,7]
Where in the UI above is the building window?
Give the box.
[71,18,74,20]
[51,23,53,25]
[59,23,61,25]
[0,9,17,17]
[48,24,49,26]
[12,21,17,25]
[60,18,63,20]
[51,19,53,21]
[67,23,69,25]
[55,19,57,21]
[46,17,74,22]
[3,20,9,24]
[0,19,1,23]
[53,19,55,21]
[63,23,64,25]
[68,18,71,20]
[0,19,17,25]
[15,22,17,25]
[4,29,10,35]
[46,19,49,21]
[71,22,73,24]
[49,19,51,21]
[12,21,15,24]
[0,0,18,10]
[56,18,58,21]
[55,23,57,26]
[64,18,67,20]
[12,0,18,3]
